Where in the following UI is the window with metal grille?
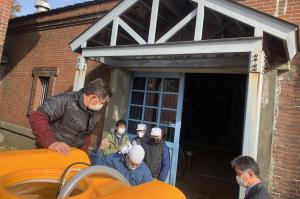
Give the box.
[39,77,50,105]
[27,67,57,115]
[127,76,180,142]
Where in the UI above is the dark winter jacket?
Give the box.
[30,89,101,149]
[131,136,145,146]
[142,141,170,181]
[245,182,272,199]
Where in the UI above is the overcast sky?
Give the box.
[17,0,85,16]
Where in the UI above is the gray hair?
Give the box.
[231,155,260,177]
[84,78,112,98]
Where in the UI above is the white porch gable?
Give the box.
[70,0,298,61]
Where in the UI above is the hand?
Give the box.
[48,142,71,155]
[100,138,110,150]
[120,143,132,154]
[131,140,137,146]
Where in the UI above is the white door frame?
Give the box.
[239,44,265,198]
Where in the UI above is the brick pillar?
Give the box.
[0,0,13,61]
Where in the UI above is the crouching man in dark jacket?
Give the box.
[92,145,153,186]
[29,78,112,154]
[231,155,272,199]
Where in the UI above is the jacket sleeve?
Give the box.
[38,95,67,122]
[104,154,119,168]
[81,135,91,152]
[158,143,170,181]
[29,111,57,148]
[92,152,115,167]
[125,134,130,144]
[103,132,115,155]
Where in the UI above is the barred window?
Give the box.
[27,67,58,115]
[39,77,50,105]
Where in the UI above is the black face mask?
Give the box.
[150,137,161,144]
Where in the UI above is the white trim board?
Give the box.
[82,37,263,57]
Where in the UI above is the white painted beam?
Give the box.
[241,42,264,199]
[243,69,264,159]
[148,0,160,44]
[99,57,249,68]
[73,56,87,91]
[156,9,197,43]
[110,17,120,46]
[286,31,298,60]
[243,40,264,160]
[254,28,263,37]
[82,37,263,57]
[194,0,205,40]
[70,0,139,51]
[81,42,87,48]
[118,18,147,44]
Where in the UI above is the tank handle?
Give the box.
[57,165,131,199]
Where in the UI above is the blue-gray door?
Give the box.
[126,72,185,185]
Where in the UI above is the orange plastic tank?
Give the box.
[0,148,186,199]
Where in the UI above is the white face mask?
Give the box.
[137,131,145,138]
[117,128,126,135]
[127,164,137,170]
[89,103,103,111]
[88,97,104,111]
[236,175,248,188]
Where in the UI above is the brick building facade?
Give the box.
[0,0,13,66]
[0,0,299,199]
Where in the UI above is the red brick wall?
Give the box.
[235,0,300,198]
[273,56,300,199]
[0,0,13,60]
[0,23,85,127]
[236,0,300,24]
[0,0,117,129]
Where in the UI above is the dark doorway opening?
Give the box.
[176,73,247,199]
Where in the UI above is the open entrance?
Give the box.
[177,73,247,199]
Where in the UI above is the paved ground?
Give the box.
[0,144,17,151]
[176,147,239,199]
